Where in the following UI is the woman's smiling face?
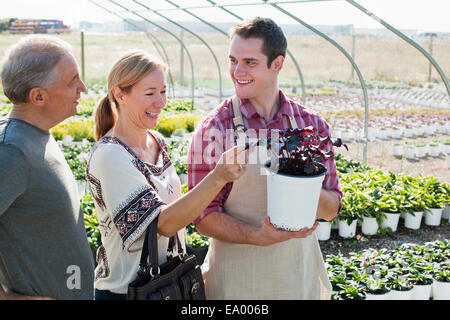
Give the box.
[118,67,167,130]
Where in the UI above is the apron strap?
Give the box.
[231,95,299,136]
[232,96,246,134]
[232,96,246,144]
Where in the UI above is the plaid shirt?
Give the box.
[188,90,342,225]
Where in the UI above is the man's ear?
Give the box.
[28,87,48,106]
[271,56,285,72]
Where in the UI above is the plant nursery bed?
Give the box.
[319,219,450,259]
[338,134,450,184]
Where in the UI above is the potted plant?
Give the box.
[410,271,433,300]
[432,265,450,300]
[388,274,414,300]
[404,124,414,138]
[392,142,403,157]
[423,177,446,226]
[414,141,427,158]
[404,142,415,160]
[263,126,347,230]
[337,190,360,238]
[360,205,379,236]
[401,180,427,230]
[443,138,450,155]
[334,281,366,300]
[364,277,391,300]
[428,140,441,157]
[315,218,331,241]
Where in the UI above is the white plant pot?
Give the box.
[389,289,412,300]
[392,145,403,157]
[429,145,440,157]
[266,167,326,231]
[404,211,423,230]
[392,130,401,139]
[442,205,450,220]
[315,221,331,241]
[411,284,432,300]
[405,148,415,160]
[444,144,450,154]
[365,292,391,300]
[341,130,351,143]
[432,281,450,300]
[76,180,88,200]
[415,126,424,137]
[361,216,378,235]
[381,212,400,232]
[425,125,435,136]
[178,173,188,185]
[415,146,426,158]
[424,208,442,226]
[331,219,339,230]
[404,128,414,138]
[338,219,357,238]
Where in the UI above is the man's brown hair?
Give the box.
[229,17,287,68]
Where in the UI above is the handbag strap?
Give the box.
[138,216,159,279]
[137,215,185,279]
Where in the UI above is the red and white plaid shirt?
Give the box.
[188,90,342,225]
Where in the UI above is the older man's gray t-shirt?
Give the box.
[0,118,94,300]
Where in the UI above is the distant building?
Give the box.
[9,19,70,34]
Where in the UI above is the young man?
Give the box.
[188,17,342,299]
[0,35,94,300]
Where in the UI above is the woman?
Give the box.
[87,51,246,300]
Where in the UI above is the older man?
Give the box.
[0,35,94,300]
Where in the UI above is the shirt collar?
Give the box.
[237,89,294,120]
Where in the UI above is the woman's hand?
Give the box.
[210,145,248,186]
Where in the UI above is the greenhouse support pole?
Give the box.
[88,0,175,97]
[346,0,450,99]
[105,0,195,106]
[269,2,369,165]
[132,0,223,102]
[428,34,434,82]
[81,31,85,82]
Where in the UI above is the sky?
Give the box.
[1,0,449,33]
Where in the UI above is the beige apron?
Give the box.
[201,97,332,300]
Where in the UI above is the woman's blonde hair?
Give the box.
[94,51,167,140]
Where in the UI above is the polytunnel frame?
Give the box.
[92,0,450,165]
[105,0,196,106]
[131,0,224,101]
[346,0,450,99]
[88,0,176,97]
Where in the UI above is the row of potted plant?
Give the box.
[328,240,450,300]
[394,139,450,158]
[314,156,449,240]
[329,112,449,143]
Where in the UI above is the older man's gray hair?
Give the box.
[1,35,73,104]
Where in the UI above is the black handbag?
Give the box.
[127,215,206,300]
